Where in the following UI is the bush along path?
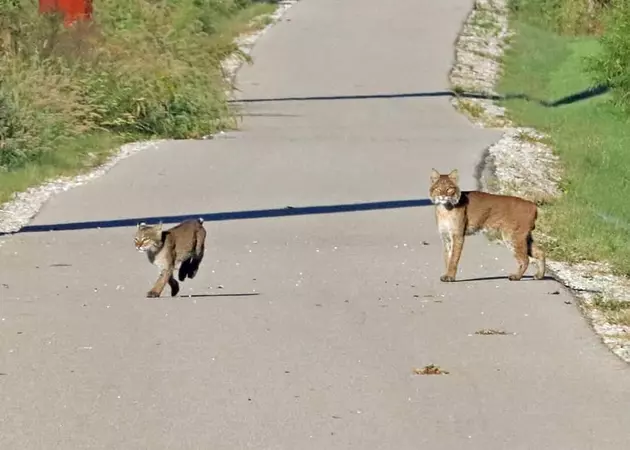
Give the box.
[450,0,630,363]
[0,0,296,234]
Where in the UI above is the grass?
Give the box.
[507,0,607,35]
[591,296,630,326]
[514,129,548,146]
[456,99,485,119]
[497,20,630,275]
[0,133,122,203]
[0,0,277,206]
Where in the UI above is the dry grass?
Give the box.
[456,99,486,119]
[592,296,630,326]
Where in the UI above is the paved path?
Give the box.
[2,1,630,448]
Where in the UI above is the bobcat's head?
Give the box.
[134,222,163,252]
[429,169,461,207]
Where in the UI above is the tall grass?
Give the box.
[0,0,275,203]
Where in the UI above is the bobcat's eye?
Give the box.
[447,189,455,195]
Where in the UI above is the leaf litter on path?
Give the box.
[413,364,450,375]
[474,328,515,336]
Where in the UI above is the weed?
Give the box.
[457,99,485,118]
[515,130,543,145]
[591,296,630,326]
[452,84,466,96]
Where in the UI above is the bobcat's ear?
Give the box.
[155,222,163,233]
[430,168,441,184]
[448,169,459,183]
[138,222,145,228]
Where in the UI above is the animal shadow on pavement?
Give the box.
[179,293,261,298]
[455,275,555,283]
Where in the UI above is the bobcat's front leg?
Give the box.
[441,232,464,282]
[147,268,174,298]
[440,232,452,271]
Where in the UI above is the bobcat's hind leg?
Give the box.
[178,259,190,282]
[168,275,180,297]
[189,233,205,279]
[527,234,546,280]
[186,257,202,279]
[507,233,530,281]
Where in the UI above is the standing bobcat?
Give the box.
[134,218,207,298]
[429,169,545,282]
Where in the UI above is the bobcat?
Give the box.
[134,218,207,298]
[429,169,545,282]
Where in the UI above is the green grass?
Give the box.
[0,133,122,203]
[0,0,277,206]
[498,20,630,275]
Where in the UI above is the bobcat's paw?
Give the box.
[508,274,522,281]
[146,290,161,298]
[533,272,545,280]
[440,275,456,283]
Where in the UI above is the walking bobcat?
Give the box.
[429,169,545,282]
[134,218,207,297]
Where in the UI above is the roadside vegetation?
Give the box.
[499,0,630,283]
[0,0,276,204]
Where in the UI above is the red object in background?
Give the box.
[39,0,93,27]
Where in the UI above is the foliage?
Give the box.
[587,0,630,111]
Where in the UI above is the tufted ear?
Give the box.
[447,169,459,183]
[430,168,441,184]
[155,222,163,233]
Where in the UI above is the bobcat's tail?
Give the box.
[187,223,206,280]
[531,206,538,231]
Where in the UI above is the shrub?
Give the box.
[588,0,630,111]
